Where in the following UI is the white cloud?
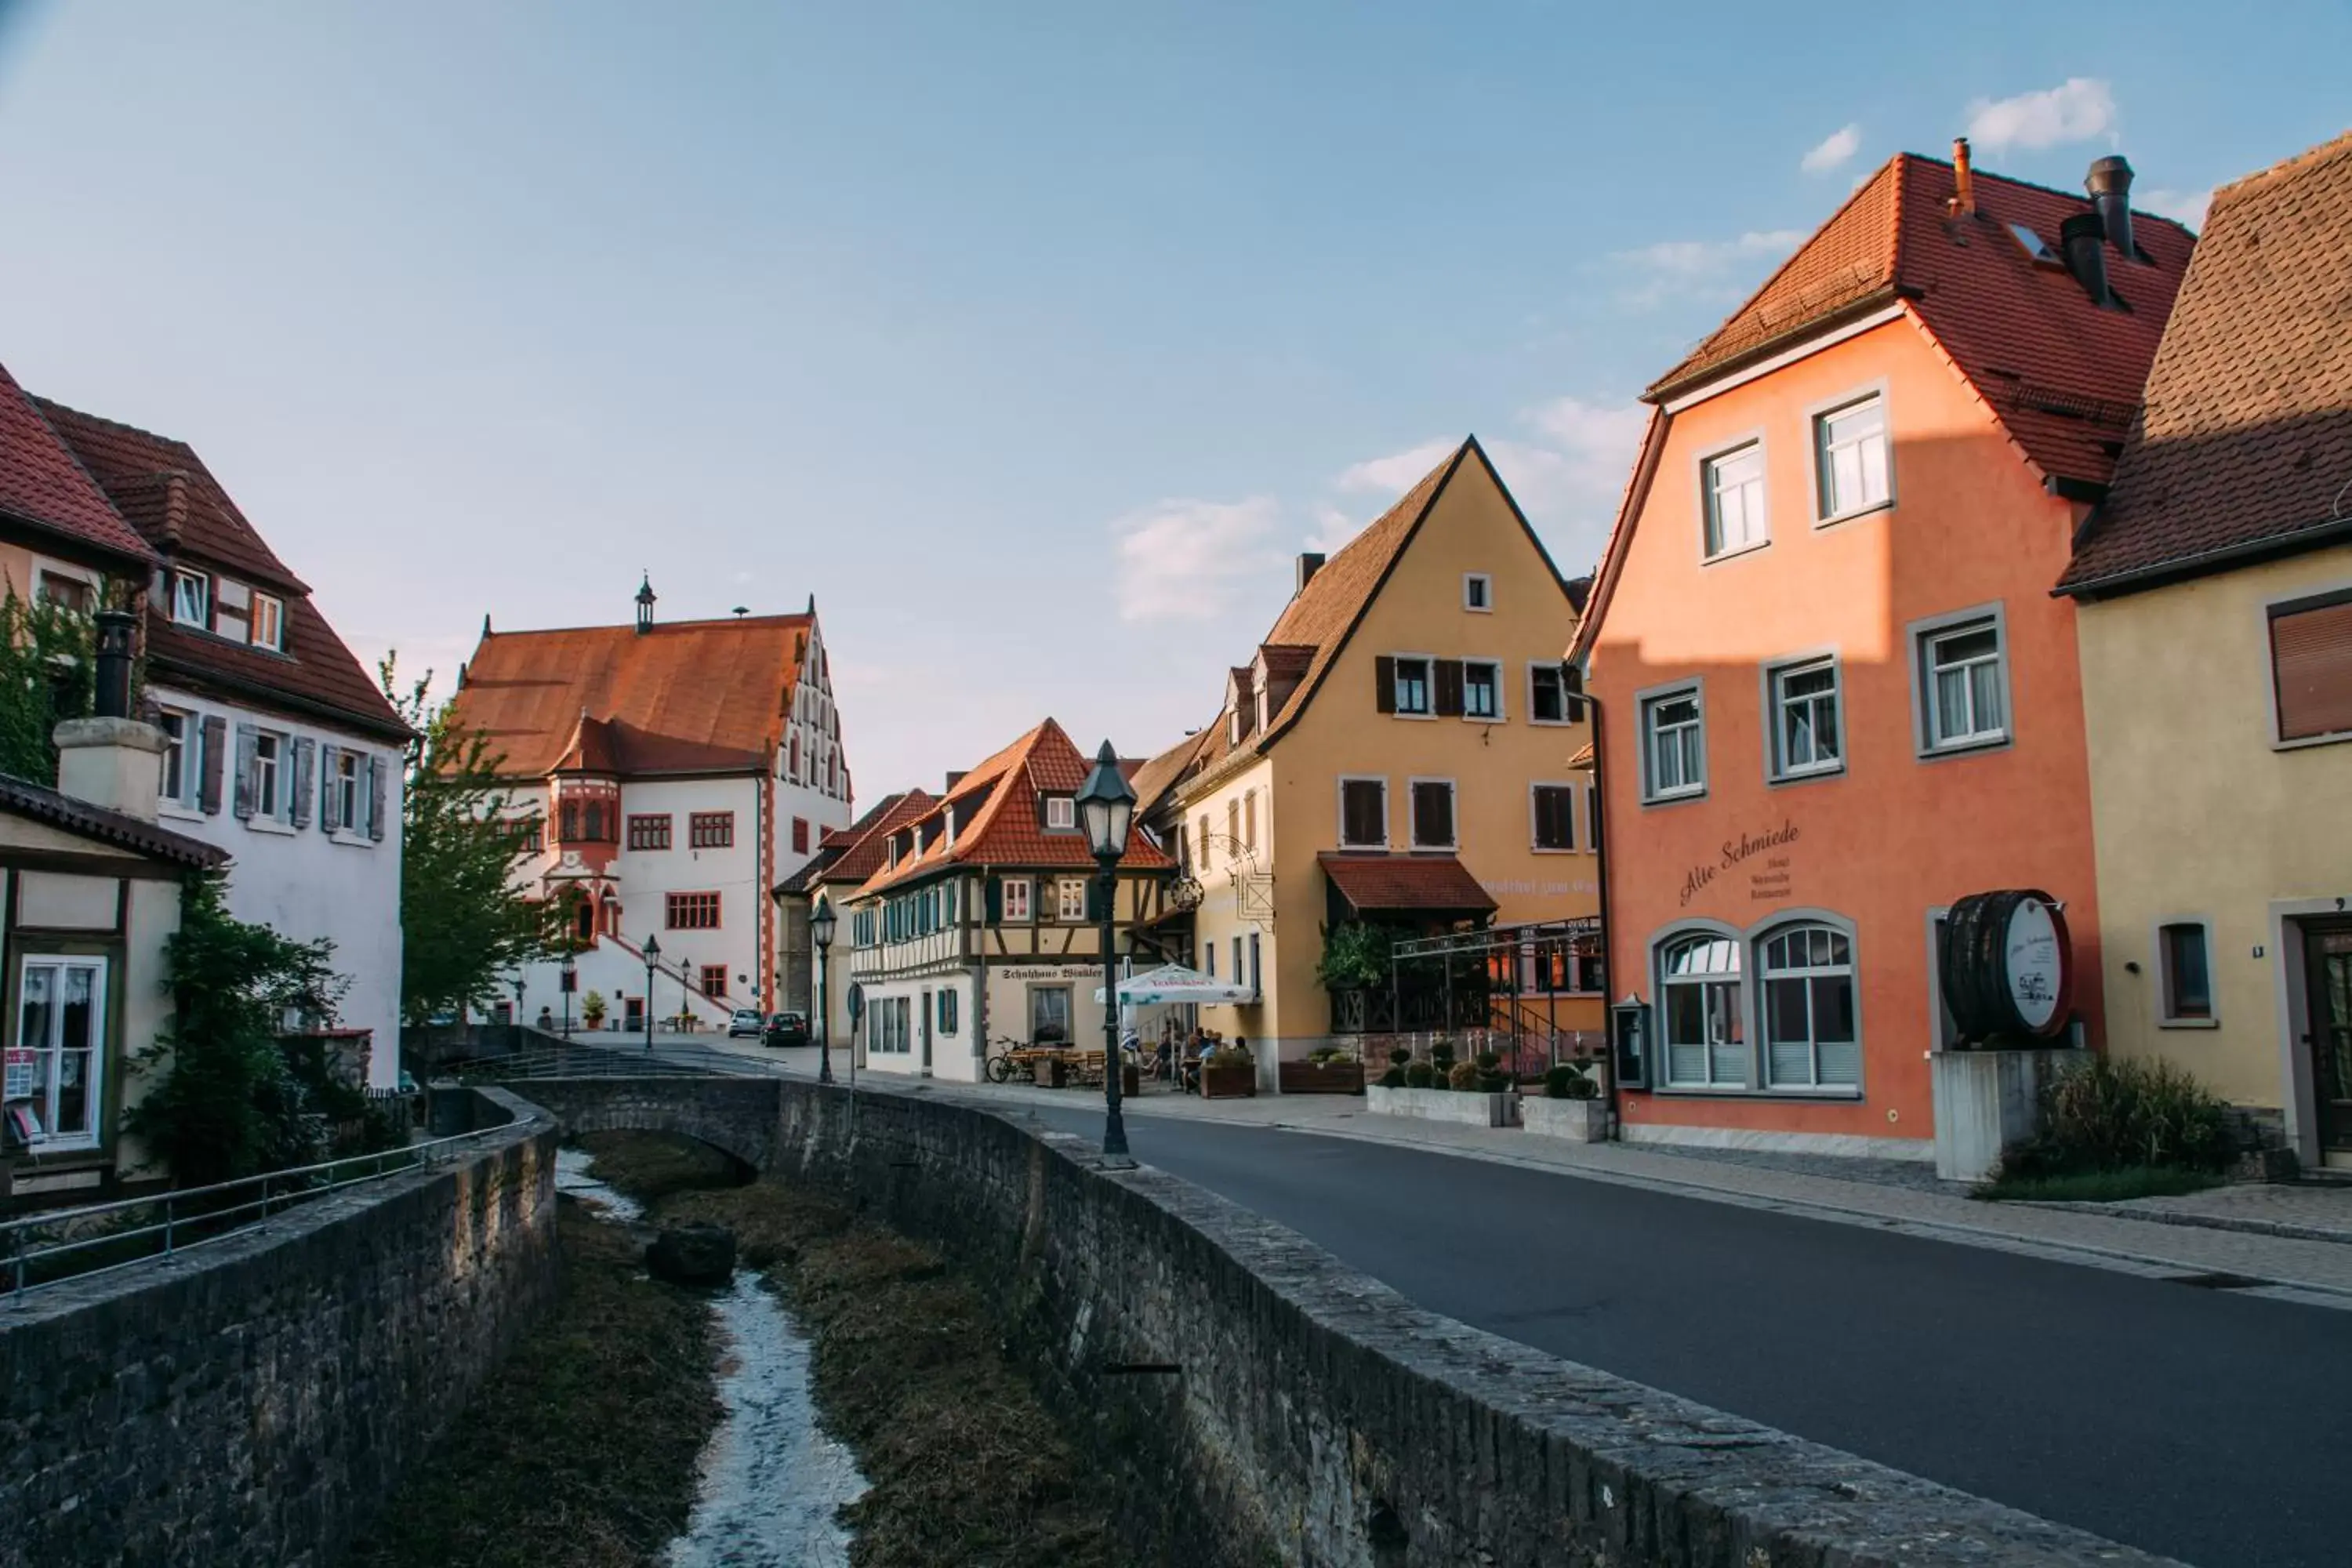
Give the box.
[1304,502,1359,554]
[1965,78,2116,154]
[1609,229,1803,309]
[1801,124,1861,175]
[1112,495,1283,623]
[1334,437,1457,496]
[2139,185,2213,230]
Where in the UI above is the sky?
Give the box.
[0,2,2343,800]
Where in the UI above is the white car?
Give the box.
[726,1009,764,1038]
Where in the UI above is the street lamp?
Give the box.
[1076,739,1137,1167]
[811,892,837,1084]
[643,932,662,1052]
[559,950,576,1037]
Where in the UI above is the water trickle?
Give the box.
[555,1145,644,1221]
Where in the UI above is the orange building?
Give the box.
[1576,144,2193,1157]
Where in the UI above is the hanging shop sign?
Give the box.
[1940,889,2074,1045]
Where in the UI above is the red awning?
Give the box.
[1319,853,1498,916]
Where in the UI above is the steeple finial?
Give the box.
[635,573,656,635]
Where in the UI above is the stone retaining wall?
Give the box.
[517,1076,2174,1566]
[0,1087,559,1568]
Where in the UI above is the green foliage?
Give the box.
[1996,1057,2237,1182]
[1544,1064,1599,1100]
[1377,1065,1407,1089]
[1388,1046,1412,1067]
[1403,1059,1436,1089]
[0,590,101,783]
[1446,1059,1482,1091]
[1428,1038,1457,1070]
[383,655,564,1025]
[581,989,608,1028]
[1315,920,1394,991]
[1474,1050,1500,1073]
[127,873,350,1186]
[1207,1039,1254,1065]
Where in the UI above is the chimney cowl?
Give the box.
[2059,212,2114,307]
[1951,137,1976,216]
[2085,154,2136,260]
[1295,552,1326,593]
[93,609,136,720]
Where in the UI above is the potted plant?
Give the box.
[580,990,607,1030]
[1520,1063,1609,1142]
[1367,1045,1517,1127]
[1200,1040,1257,1100]
[1279,1044,1365,1095]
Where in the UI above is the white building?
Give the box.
[38,400,412,1090]
[448,583,852,1031]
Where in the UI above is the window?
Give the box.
[1203,945,1216,978]
[1000,877,1033,923]
[1659,933,1744,1088]
[171,569,209,628]
[689,811,735,849]
[1814,395,1889,519]
[2159,923,2214,1023]
[249,592,285,651]
[1410,779,1455,849]
[1463,660,1501,720]
[666,891,721,930]
[938,989,959,1035]
[1917,614,2008,752]
[1464,573,1493,612]
[2269,590,2352,744]
[1760,924,1859,1088]
[1532,784,1577,851]
[628,814,672,851]
[1767,658,1843,779]
[1058,878,1088,921]
[1227,799,1240,854]
[34,571,92,612]
[1530,664,1573,725]
[158,710,192,807]
[1030,987,1072,1045]
[792,817,810,854]
[8,955,107,1150]
[253,731,283,819]
[1232,935,1246,995]
[333,749,363,834]
[1243,790,1257,851]
[1701,442,1766,557]
[701,964,728,998]
[1392,656,1432,716]
[1640,685,1706,800]
[1586,785,1601,854]
[1338,778,1386,848]
[1044,796,1076,830]
[511,817,544,855]
[1196,814,1211,869]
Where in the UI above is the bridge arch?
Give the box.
[500,1076,783,1172]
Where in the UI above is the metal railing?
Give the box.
[442,1039,790,1082]
[0,1122,516,1301]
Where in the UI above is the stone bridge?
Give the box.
[512,1075,785,1171]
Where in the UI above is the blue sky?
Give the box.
[0,2,2343,797]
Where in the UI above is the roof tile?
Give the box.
[0,366,155,566]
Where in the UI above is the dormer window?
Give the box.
[250,592,285,652]
[171,569,209,628]
[1044,795,1076,831]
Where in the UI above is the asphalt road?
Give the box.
[1021,1104,2352,1568]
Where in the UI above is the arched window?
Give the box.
[1658,932,1744,1087]
[1759,924,1858,1088]
[790,733,801,779]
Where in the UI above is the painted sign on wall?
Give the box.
[1679,819,1803,908]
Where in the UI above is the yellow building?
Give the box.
[1131,437,1601,1086]
[2060,132,2352,1168]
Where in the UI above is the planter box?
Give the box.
[1366,1084,1516,1127]
[1520,1095,1610,1143]
[1200,1063,1258,1100]
[1930,1047,2090,1181]
[1278,1060,1365,1095]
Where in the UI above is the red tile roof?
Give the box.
[448,612,811,778]
[1318,852,1497,916]
[37,398,406,740]
[809,790,932,887]
[0,365,156,568]
[2059,132,2352,595]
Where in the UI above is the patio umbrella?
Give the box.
[1094,963,1257,1005]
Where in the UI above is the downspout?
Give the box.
[1580,679,1624,1142]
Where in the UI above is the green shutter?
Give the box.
[985,876,1002,924]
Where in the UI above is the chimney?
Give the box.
[93,609,135,720]
[2085,154,2136,260]
[1295,552,1325,593]
[944,770,967,793]
[56,622,164,824]
[2060,212,2114,307]
[1951,137,1976,217]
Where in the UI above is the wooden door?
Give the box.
[2306,924,2352,1155]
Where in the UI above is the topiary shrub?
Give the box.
[1544,1064,1599,1100]
[1377,1065,1407,1089]
[1998,1057,2236,1179]
[1388,1045,1412,1067]
[1403,1060,1436,1089]
[1475,1050,1501,1073]
[1429,1039,1457,1071]
[1447,1059,1483,1091]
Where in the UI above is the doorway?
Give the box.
[2304,922,2352,1163]
[920,989,934,1076]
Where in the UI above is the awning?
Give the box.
[1319,852,1499,917]
[1092,964,1257,1005]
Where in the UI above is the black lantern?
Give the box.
[1075,742,1136,862]
[1077,740,1136,1166]
[642,932,661,1051]
[811,892,837,1083]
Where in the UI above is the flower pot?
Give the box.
[1200,1062,1257,1099]
[1365,1084,1516,1127]
[1277,1060,1364,1095]
[1519,1095,1610,1143]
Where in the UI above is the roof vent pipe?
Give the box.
[2059,212,2114,307]
[2085,155,2136,260]
[93,609,135,720]
[1951,137,1976,216]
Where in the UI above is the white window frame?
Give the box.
[1636,679,1707,804]
[1527,662,1573,726]
[1530,782,1577,853]
[1406,776,1457,851]
[1463,573,1494,612]
[1335,775,1388,850]
[249,592,285,652]
[1762,653,1846,782]
[252,730,285,821]
[2154,917,2220,1029]
[158,708,196,810]
[335,750,364,837]
[1044,796,1076,830]
[1697,436,1769,561]
[1909,604,2012,758]
[171,568,210,629]
[1000,877,1033,924]
[1461,658,1504,722]
[1808,386,1893,524]
[10,952,109,1152]
[1057,877,1088,922]
[1655,928,1748,1090]
[1389,653,1436,718]
[1757,920,1861,1092]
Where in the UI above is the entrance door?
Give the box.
[920,989,934,1076]
[2306,924,2352,1158]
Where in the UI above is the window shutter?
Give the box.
[367,755,387,841]
[985,876,1002,924]
[1085,875,1108,924]
[320,745,342,833]
[199,715,227,815]
[289,739,315,827]
[1374,655,1396,715]
[232,724,258,820]
[1435,659,1465,717]
[2272,598,2352,741]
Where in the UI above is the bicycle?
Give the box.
[982,1036,1031,1084]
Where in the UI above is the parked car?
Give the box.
[726,1009,764,1039]
[764,1011,810,1048]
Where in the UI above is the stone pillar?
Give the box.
[53,717,166,823]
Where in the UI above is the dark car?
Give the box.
[764,1011,810,1048]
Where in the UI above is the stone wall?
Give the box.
[516,1076,2172,1567]
[0,1087,559,1568]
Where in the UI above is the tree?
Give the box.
[382,655,561,1025]
[0,590,99,783]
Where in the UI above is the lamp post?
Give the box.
[643,933,661,1052]
[559,950,576,1037]
[1076,739,1137,1167]
[811,892,837,1084]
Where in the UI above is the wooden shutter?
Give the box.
[232,724,258,820]
[1085,874,1109,924]
[199,715,227,815]
[319,746,342,833]
[1374,655,1396,714]
[2272,597,2352,741]
[985,876,1002,924]
[367,755,387,841]
[289,739,315,827]
[1435,659,1465,717]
